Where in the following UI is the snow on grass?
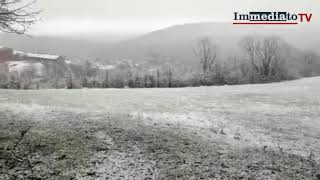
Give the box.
[0,77,320,179]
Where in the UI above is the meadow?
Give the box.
[0,77,319,179]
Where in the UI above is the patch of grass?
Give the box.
[0,127,96,179]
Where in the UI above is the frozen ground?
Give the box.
[0,77,320,179]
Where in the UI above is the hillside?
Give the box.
[1,22,319,64]
[0,34,110,59]
[97,22,320,64]
[0,77,319,179]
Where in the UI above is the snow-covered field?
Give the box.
[0,77,320,179]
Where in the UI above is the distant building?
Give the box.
[0,47,14,63]
[0,46,67,76]
[0,46,65,62]
[15,51,65,63]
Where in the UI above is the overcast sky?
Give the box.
[31,0,320,35]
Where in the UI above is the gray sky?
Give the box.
[32,0,320,35]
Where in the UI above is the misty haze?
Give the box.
[0,0,320,179]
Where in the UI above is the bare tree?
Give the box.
[241,36,257,82]
[259,37,279,77]
[19,65,35,89]
[166,67,173,87]
[194,37,217,74]
[240,36,281,82]
[301,52,319,77]
[104,69,110,88]
[194,37,217,85]
[0,0,40,34]
[156,68,160,87]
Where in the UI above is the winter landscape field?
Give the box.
[1,77,319,179]
[1,0,320,179]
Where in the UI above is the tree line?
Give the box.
[0,35,319,89]
[67,35,319,89]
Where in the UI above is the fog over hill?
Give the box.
[100,22,319,63]
[0,34,116,59]
[0,22,319,64]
